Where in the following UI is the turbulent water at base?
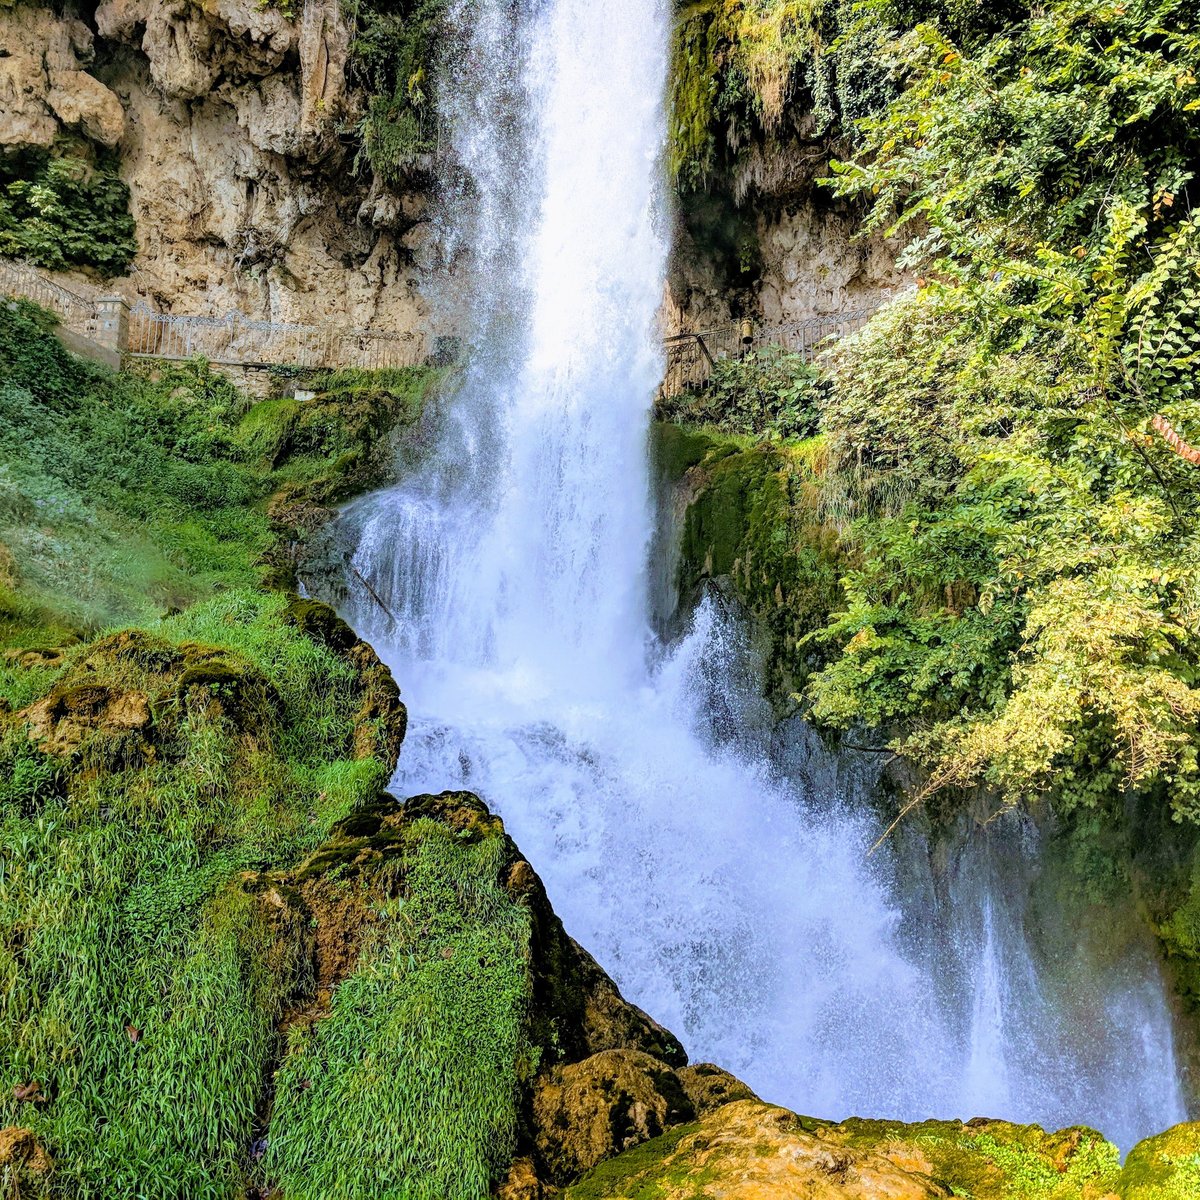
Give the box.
[325,0,1187,1151]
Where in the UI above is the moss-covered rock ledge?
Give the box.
[655,422,843,701]
[565,1106,1200,1199]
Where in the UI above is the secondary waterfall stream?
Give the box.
[321,0,1187,1150]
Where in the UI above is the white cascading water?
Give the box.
[326,0,1187,1151]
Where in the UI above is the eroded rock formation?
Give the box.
[0,0,430,332]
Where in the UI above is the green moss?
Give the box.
[669,0,728,186]
[346,0,446,184]
[652,422,721,483]
[562,1123,702,1200]
[237,396,301,465]
[672,431,844,696]
[838,1118,1120,1198]
[1116,1124,1200,1200]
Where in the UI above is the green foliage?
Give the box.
[668,0,893,187]
[0,301,435,640]
[0,308,522,1197]
[266,817,533,1200]
[0,142,136,277]
[668,0,1200,823]
[1115,1124,1200,1200]
[812,0,1200,817]
[658,348,821,440]
[828,0,1200,274]
[346,0,446,183]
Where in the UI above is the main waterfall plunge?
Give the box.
[320,0,1186,1150]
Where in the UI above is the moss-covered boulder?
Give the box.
[563,1100,951,1199]
[533,1048,698,1183]
[1115,1123,1200,1199]
[656,422,843,700]
[563,1107,1200,1199]
[564,1103,1133,1200]
[0,590,403,1197]
[0,1126,53,1199]
[252,789,691,1200]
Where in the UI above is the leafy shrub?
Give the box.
[807,0,1200,817]
[668,0,1200,824]
[0,142,136,277]
[658,348,821,440]
[347,0,446,183]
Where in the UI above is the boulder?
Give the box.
[0,1126,53,1196]
[21,681,152,759]
[0,5,124,149]
[564,1104,1140,1199]
[533,1048,697,1183]
[678,1062,758,1115]
[563,1100,953,1200]
[1115,1122,1200,1199]
[47,69,126,147]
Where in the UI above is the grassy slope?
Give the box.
[0,307,541,1198]
[0,300,435,653]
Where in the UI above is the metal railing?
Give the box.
[660,305,883,398]
[125,304,426,370]
[0,259,98,336]
[0,259,428,372]
[3,258,888,388]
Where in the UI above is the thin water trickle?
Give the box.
[323,0,1187,1151]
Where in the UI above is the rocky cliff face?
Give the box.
[0,0,430,333]
[666,144,909,335]
[1,0,896,341]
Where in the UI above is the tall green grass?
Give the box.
[0,300,436,645]
[266,818,534,1200]
[0,591,386,1197]
[0,306,450,1196]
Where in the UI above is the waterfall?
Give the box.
[324,0,1187,1151]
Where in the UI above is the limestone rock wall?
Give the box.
[0,3,125,149]
[667,142,910,333]
[755,195,909,323]
[0,0,431,335]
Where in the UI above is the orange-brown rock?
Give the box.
[533,1049,697,1184]
[0,1126,53,1193]
[563,1101,955,1200]
[562,1102,1145,1200]
[21,681,151,757]
[497,1156,544,1200]
[678,1063,758,1116]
